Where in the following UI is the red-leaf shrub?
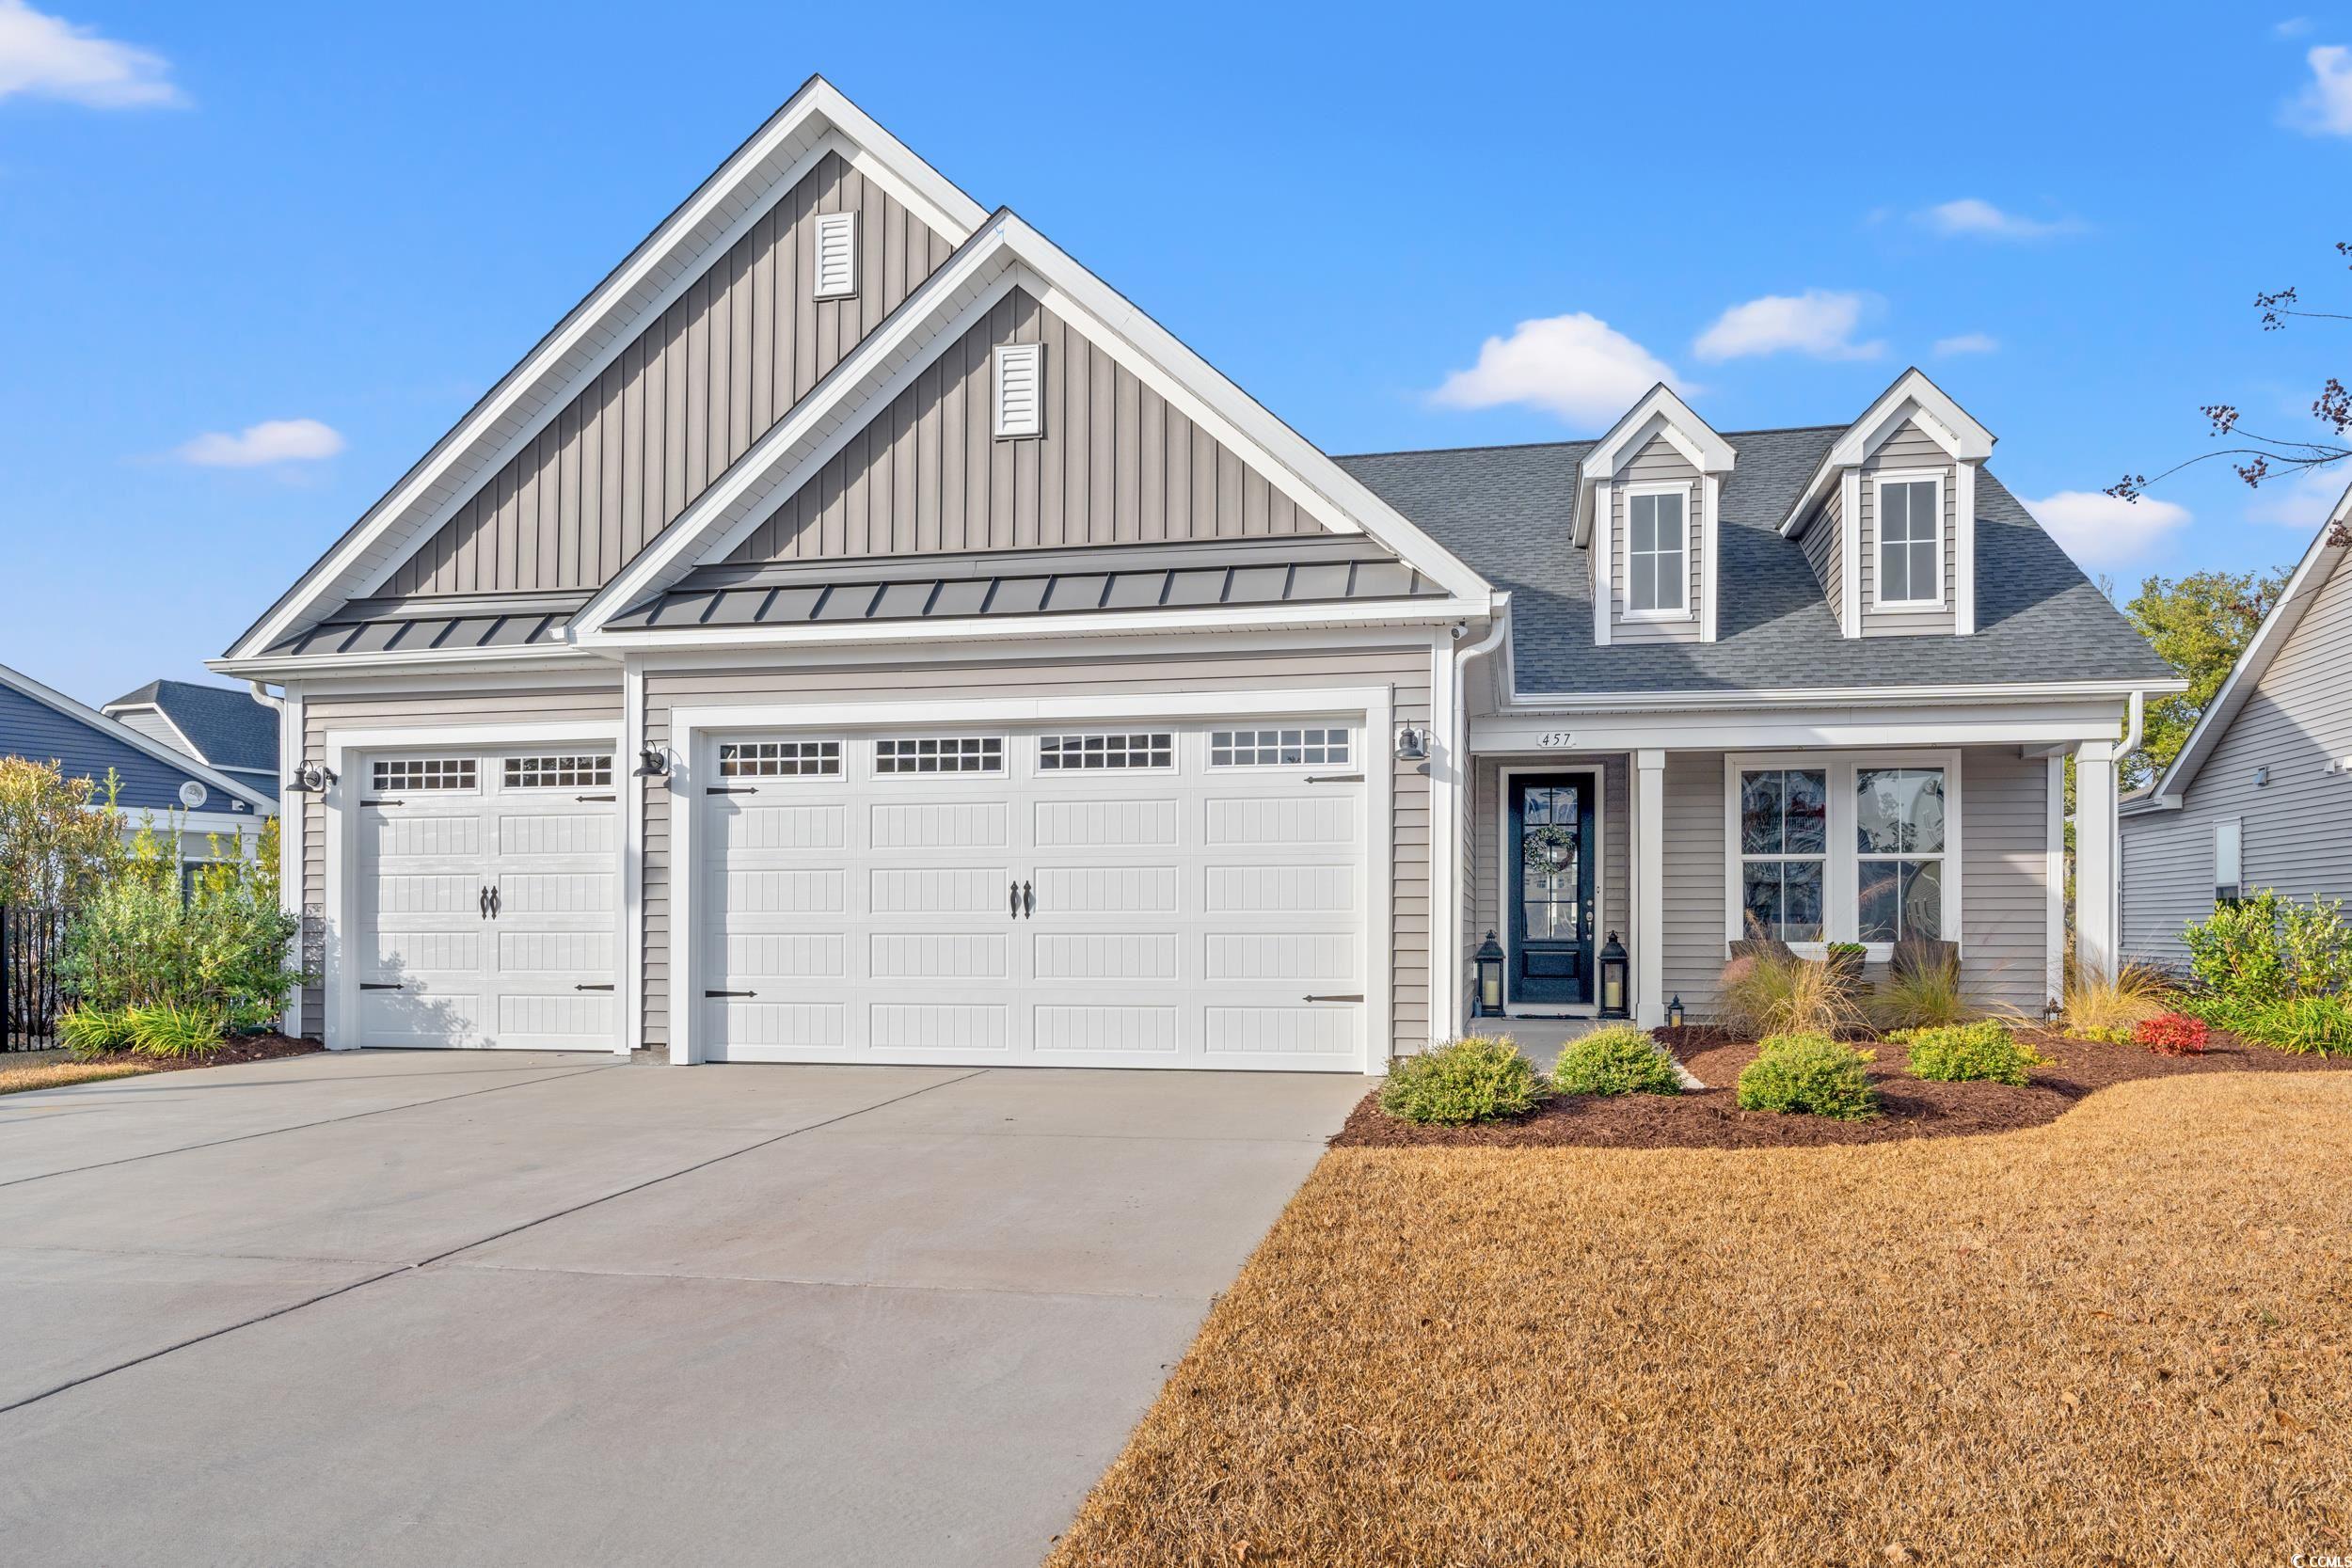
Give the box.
[2135,1013,2209,1056]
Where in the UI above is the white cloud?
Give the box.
[2277,17,2314,39]
[2244,462,2349,526]
[1916,198,2085,241]
[0,0,180,108]
[2285,44,2352,135]
[1933,331,2000,356]
[2025,490,2193,569]
[1692,290,1883,363]
[1428,312,1684,426]
[174,419,345,467]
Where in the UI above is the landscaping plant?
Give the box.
[1734,1033,1880,1120]
[1718,948,1865,1040]
[1378,1036,1547,1125]
[2060,959,2170,1044]
[2182,890,2352,1012]
[56,1005,136,1057]
[0,756,125,909]
[1551,1025,1681,1097]
[2235,994,2352,1057]
[1895,1020,2048,1085]
[2134,1013,2209,1056]
[1872,948,1970,1032]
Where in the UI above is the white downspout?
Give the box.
[1447,599,1511,1035]
[247,679,302,1036]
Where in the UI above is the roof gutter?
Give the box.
[1500,676,2186,715]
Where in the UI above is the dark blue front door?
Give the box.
[1508,774,1597,1006]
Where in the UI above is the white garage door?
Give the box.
[698,721,1370,1071]
[354,749,621,1051]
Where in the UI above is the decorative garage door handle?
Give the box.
[1009,879,1022,918]
[478,886,490,918]
[1022,879,1034,918]
[488,886,501,920]
[1302,993,1364,1003]
[359,982,405,991]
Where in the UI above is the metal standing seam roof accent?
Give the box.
[264,609,577,658]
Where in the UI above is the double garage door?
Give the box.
[697,719,1371,1071]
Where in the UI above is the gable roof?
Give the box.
[104,680,278,776]
[574,209,1493,640]
[2129,480,2352,811]
[1780,367,1996,541]
[224,76,987,663]
[1569,384,1735,546]
[1337,427,2178,700]
[0,664,277,816]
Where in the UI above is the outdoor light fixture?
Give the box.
[2255,766,2270,787]
[634,748,671,779]
[1667,994,1686,1029]
[1473,930,1505,1019]
[1393,724,1428,763]
[1597,932,1629,1020]
[286,763,337,794]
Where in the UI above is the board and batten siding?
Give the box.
[294,683,625,1037]
[2121,547,2352,967]
[1608,436,1704,643]
[641,644,1431,1058]
[1468,754,1631,1011]
[1856,421,1961,637]
[384,153,954,597]
[726,287,1323,563]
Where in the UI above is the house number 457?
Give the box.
[1536,731,1575,747]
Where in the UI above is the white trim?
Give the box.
[98,702,204,765]
[1777,368,1995,541]
[1443,610,1512,1034]
[0,662,279,816]
[281,683,305,1036]
[1952,462,1977,636]
[1493,678,2178,715]
[1632,750,1664,1027]
[1867,468,1946,611]
[2045,752,2065,1011]
[1839,470,1863,637]
[230,81,987,661]
[1619,481,1693,621]
[1494,762,1610,1020]
[214,647,618,682]
[1592,480,1613,648]
[1722,750,1963,964]
[620,657,646,1056]
[1477,704,2130,753]
[320,720,628,1053]
[1701,473,1721,644]
[2075,737,2120,979]
[1427,632,1457,1039]
[1571,386,1735,546]
[665,686,1394,1073]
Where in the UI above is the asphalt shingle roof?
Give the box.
[1335,426,2175,696]
[106,679,280,775]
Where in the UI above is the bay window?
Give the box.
[1725,753,1960,956]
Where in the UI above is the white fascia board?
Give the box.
[1779,368,1996,538]
[1473,704,2133,752]
[1572,387,1732,546]
[0,663,280,815]
[1499,676,2185,713]
[227,78,986,663]
[2145,491,2352,803]
[210,647,618,684]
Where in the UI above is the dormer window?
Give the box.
[1626,487,1688,617]
[1873,472,1943,609]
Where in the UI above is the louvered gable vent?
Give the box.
[993,342,1044,438]
[813,211,857,300]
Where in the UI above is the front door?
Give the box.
[1508,773,1597,1007]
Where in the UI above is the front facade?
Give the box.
[2122,494,2352,967]
[215,80,2178,1069]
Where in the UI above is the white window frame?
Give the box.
[813,211,857,301]
[993,342,1044,439]
[872,735,1005,776]
[1208,726,1353,768]
[718,738,843,779]
[2215,816,2243,905]
[1730,765,1830,946]
[1869,469,1946,611]
[1621,482,1692,622]
[1722,751,1963,962]
[1035,730,1175,772]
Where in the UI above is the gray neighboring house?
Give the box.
[211,76,2181,1066]
[2122,493,2352,968]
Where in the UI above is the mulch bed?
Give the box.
[1331,1023,2352,1150]
[67,1032,324,1075]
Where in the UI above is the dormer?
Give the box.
[1572,385,1736,647]
[1780,369,1994,638]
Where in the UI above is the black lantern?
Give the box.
[1597,931,1629,1020]
[1667,994,1686,1029]
[1473,930,1505,1019]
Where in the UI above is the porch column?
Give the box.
[2074,738,2120,982]
[1633,749,1666,1027]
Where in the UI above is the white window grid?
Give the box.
[1037,732,1174,771]
[1625,488,1688,615]
[1873,473,1944,608]
[502,753,613,789]
[372,758,476,792]
[718,740,842,778]
[1210,727,1351,768]
[875,736,1005,775]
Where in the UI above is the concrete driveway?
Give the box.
[0,1051,1361,1567]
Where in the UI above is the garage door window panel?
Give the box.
[875,736,1005,775]
[372,758,476,793]
[1210,728,1349,768]
[720,740,842,778]
[502,754,614,788]
[1037,733,1173,771]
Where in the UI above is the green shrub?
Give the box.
[1379,1036,1547,1125]
[1896,1020,2048,1085]
[124,1001,227,1059]
[2182,891,2352,1012]
[1551,1025,1681,1097]
[56,1005,136,1059]
[1735,1033,1880,1120]
[2236,994,2352,1057]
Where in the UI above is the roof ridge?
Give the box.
[1335,423,1847,461]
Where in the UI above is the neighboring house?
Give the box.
[2122,491,2352,967]
[212,78,2180,1066]
[0,662,277,879]
[103,679,282,808]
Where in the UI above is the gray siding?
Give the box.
[295,682,625,1037]
[1802,482,1843,617]
[1608,436,1704,643]
[1468,753,1631,1009]
[1661,752,1727,1012]
[1857,421,1960,637]
[1961,747,2054,1013]
[2122,548,2352,966]
[643,645,1430,1058]
[727,288,1322,563]
[387,152,954,596]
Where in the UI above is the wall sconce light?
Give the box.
[286,763,337,794]
[634,748,672,779]
[2254,766,2270,787]
[1394,724,1428,762]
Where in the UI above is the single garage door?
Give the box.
[354,748,621,1050]
[699,721,1369,1070]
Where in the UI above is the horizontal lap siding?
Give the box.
[1661,753,1727,1014]
[389,153,952,596]
[2122,815,2213,970]
[1961,747,2052,1012]
[726,287,1320,562]
[296,683,624,1037]
[642,645,1430,1058]
[1858,422,1959,637]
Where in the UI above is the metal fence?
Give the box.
[1,907,69,1051]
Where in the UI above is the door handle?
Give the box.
[479,886,490,919]
[1022,879,1034,918]
[1009,879,1022,918]
[489,886,501,920]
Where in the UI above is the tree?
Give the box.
[2121,567,2287,787]
[0,757,125,910]
[2109,240,2352,545]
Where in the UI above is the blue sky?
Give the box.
[3,0,2348,705]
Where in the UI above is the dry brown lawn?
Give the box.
[0,1059,155,1096]
[1051,1073,2352,1568]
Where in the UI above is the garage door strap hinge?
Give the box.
[361,799,404,807]
[1302,993,1364,1003]
[705,989,756,999]
[706,785,756,795]
[359,982,405,991]
[1304,773,1364,784]
[574,983,615,991]
[575,793,617,802]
